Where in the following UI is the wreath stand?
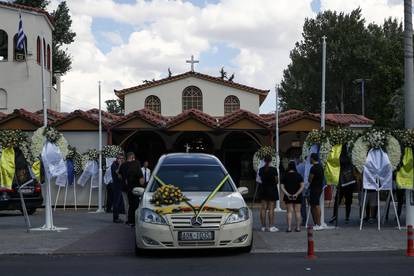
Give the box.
[359,178,401,231]
[88,176,94,210]
[54,177,77,211]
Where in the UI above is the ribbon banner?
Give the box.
[324,144,342,186]
[363,148,393,191]
[66,159,75,185]
[104,158,116,185]
[0,147,15,189]
[41,142,67,186]
[396,147,414,190]
[78,160,98,188]
[153,174,230,218]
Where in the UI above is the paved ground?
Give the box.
[1,251,413,276]
[0,205,407,255]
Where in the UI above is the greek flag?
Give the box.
[16,14,25,51]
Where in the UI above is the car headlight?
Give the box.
[225,207,250,224]
[140,208,168,225]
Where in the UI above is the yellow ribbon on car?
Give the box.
[324,144,342,186]
[0,147,15,189]
[396,147,414,189]
[153,174,230,218]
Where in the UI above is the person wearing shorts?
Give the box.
[308,153,324,230]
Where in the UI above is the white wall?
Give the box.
[124,76,261,116]
[0,7,57,113]
[62,131,108,153]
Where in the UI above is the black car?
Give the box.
[0,179,43,215]
[0,148,43,215]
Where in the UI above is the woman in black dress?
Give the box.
[281,161,304,232]
[258,155,279,232]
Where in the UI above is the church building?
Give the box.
[0,2,60,114]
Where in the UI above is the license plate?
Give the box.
[178,231,214,241]
[19,188,34,194]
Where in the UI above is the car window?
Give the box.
[150,165,234,192]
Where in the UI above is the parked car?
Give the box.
[133,153,253,254]
[0,167,43,215]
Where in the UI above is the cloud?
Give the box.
[56,0,405,114]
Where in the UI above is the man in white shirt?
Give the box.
[141,161,151,185]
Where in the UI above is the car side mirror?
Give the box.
[132,187,145,196]
[237,187,249,195]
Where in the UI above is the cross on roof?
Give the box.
[186,55,199,72]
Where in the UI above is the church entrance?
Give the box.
[124,131,166,168]
[221,132,260,191]
[173,132,214,154]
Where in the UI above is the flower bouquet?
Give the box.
[102,145,123,158]
[151,184,188,206]
[252,146,278,172]
[66,146,83,175]
[31,126,68,159]
[0,129,34,165]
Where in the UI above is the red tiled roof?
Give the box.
[220,109,270,128]
[0,1,53,25]
[265,111,374,128]
[114,71,270,104]
[0,112,5,120]
[35,109,67,122]
[86,109,121,124]
[111,109,166,128]
[166,109,218,129]
[53,109,110,129]
[0,109,45,126]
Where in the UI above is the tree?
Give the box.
[14,0,76,81]
[105,99,124,115]
[280,9,404,126]
[14,0,49,9]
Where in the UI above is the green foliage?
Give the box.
[13,0,49,9]
[280,8,404,127]
[105,99,125,115]
[14,0,76,79]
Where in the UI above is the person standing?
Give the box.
[119,152,144,226]
[111,154,125,223]
[281,161,304,232]
[308,153,324,230]
[329,147,356,224]
[296,157,307,224]
[258,155,279,232]
[141,161,151,185]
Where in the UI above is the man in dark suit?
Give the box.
[111,153,125,223]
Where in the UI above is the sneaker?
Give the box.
[261,226,267,232]
[313,225,323,231]
[329,216,337,223]
[269,226,279,232]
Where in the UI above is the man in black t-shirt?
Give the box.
[308,153,324,230]
[119,152,144,226]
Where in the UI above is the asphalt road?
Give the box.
[1,251,413,276]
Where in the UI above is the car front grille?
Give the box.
[178,241,216,247]
[169,214,223,230]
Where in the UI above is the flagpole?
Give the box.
[97,81,104,213]
[274,84,284,212]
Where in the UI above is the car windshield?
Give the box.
[150,165,234,192]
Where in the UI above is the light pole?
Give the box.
[404,0,414,227]
[353,78,371,116]
[97,81,104,213]
[320,36,327,227]
[274,84,284,212]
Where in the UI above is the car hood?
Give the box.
[142,191,247,211]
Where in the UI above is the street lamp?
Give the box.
[353,78,371,116]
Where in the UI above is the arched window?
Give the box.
[224,95,240,115]
[0,89,7,109]
[47,44,51,70]
[36,36,41,64]
[0,30,8,61]
[43,38,46,68]
[145,95,161,113]
[182,86,203,111]
[13,33,27,61]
